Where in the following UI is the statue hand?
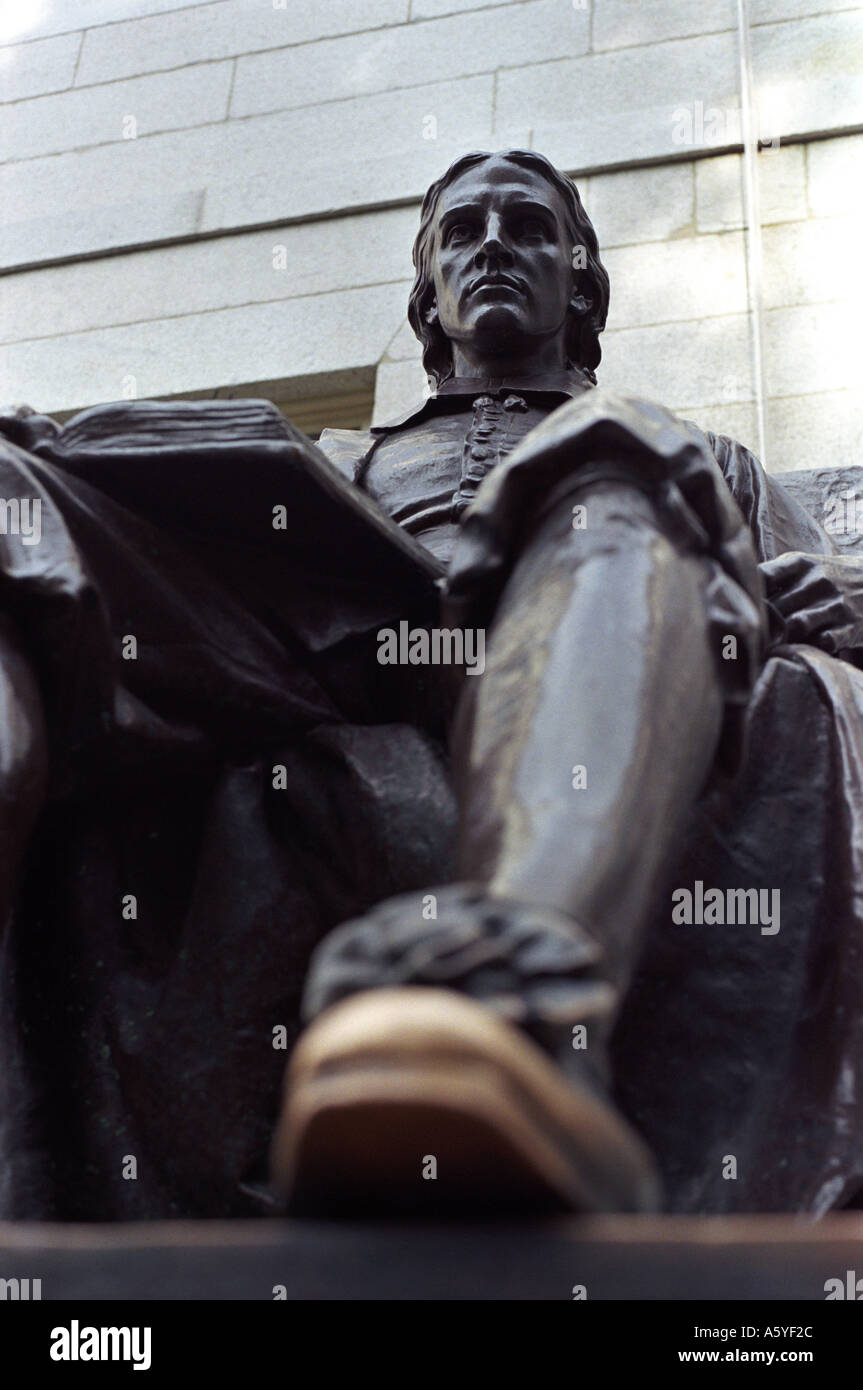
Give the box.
[760,550,863,664]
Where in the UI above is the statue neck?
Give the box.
[449,338,569,382]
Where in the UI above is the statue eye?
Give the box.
[447,222,477,244]
[516,216,548,239]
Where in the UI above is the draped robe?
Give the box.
[1,381,862,1220]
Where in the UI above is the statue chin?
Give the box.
[463,304,534,356]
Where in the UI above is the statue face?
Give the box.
[428,157,575,364]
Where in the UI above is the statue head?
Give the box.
[408,150,609,387]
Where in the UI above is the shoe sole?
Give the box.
[269,987,659,1216]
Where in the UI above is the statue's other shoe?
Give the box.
[269,883,660,1215]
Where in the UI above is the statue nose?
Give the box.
[476,215,513,267]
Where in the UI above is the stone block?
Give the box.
[372,358,427,424]
[199,77,494,229]
[586,162,695,248]
[599,312,755,408]
[807,132,863,216]
[230,0,589,118]
[0,207,419,345]
[495,30,739,173]
[604,232,747,329]
[0,73,491,256]
[758,142,808,223]
[752,11,863,145]
[0,62,232,163]
[751,0,863,22]
[382,316,424,362]
[0,189,204,273]
[592,0,736,51]
[76,0,409,86]
[761,215,861,310]
[696,153,745,233]
[764,301,858,397]
[410,0,520,14]
[767,388,863,474]
[0,281,411,415]
[0,0,209,46]
[696,143,807,234]
[0,31,81,104]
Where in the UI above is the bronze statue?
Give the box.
[2,150,863,1222]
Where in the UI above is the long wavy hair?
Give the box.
[408,149,610,387]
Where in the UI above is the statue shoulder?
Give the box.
[695,424,837,558]
[316,427,378,485]
[679,421,768,500]
[699,427,763,481]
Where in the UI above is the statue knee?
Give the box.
[525,476,684,571]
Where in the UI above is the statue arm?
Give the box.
[703,428,837,560]
[702,429,863,664]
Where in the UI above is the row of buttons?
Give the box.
[450,393,529,520]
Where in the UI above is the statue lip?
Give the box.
[468,272,524,296]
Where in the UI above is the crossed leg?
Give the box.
[451,477,725,1004]
[274,476,732,1213]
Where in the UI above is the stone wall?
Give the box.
[1,0,860,468]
